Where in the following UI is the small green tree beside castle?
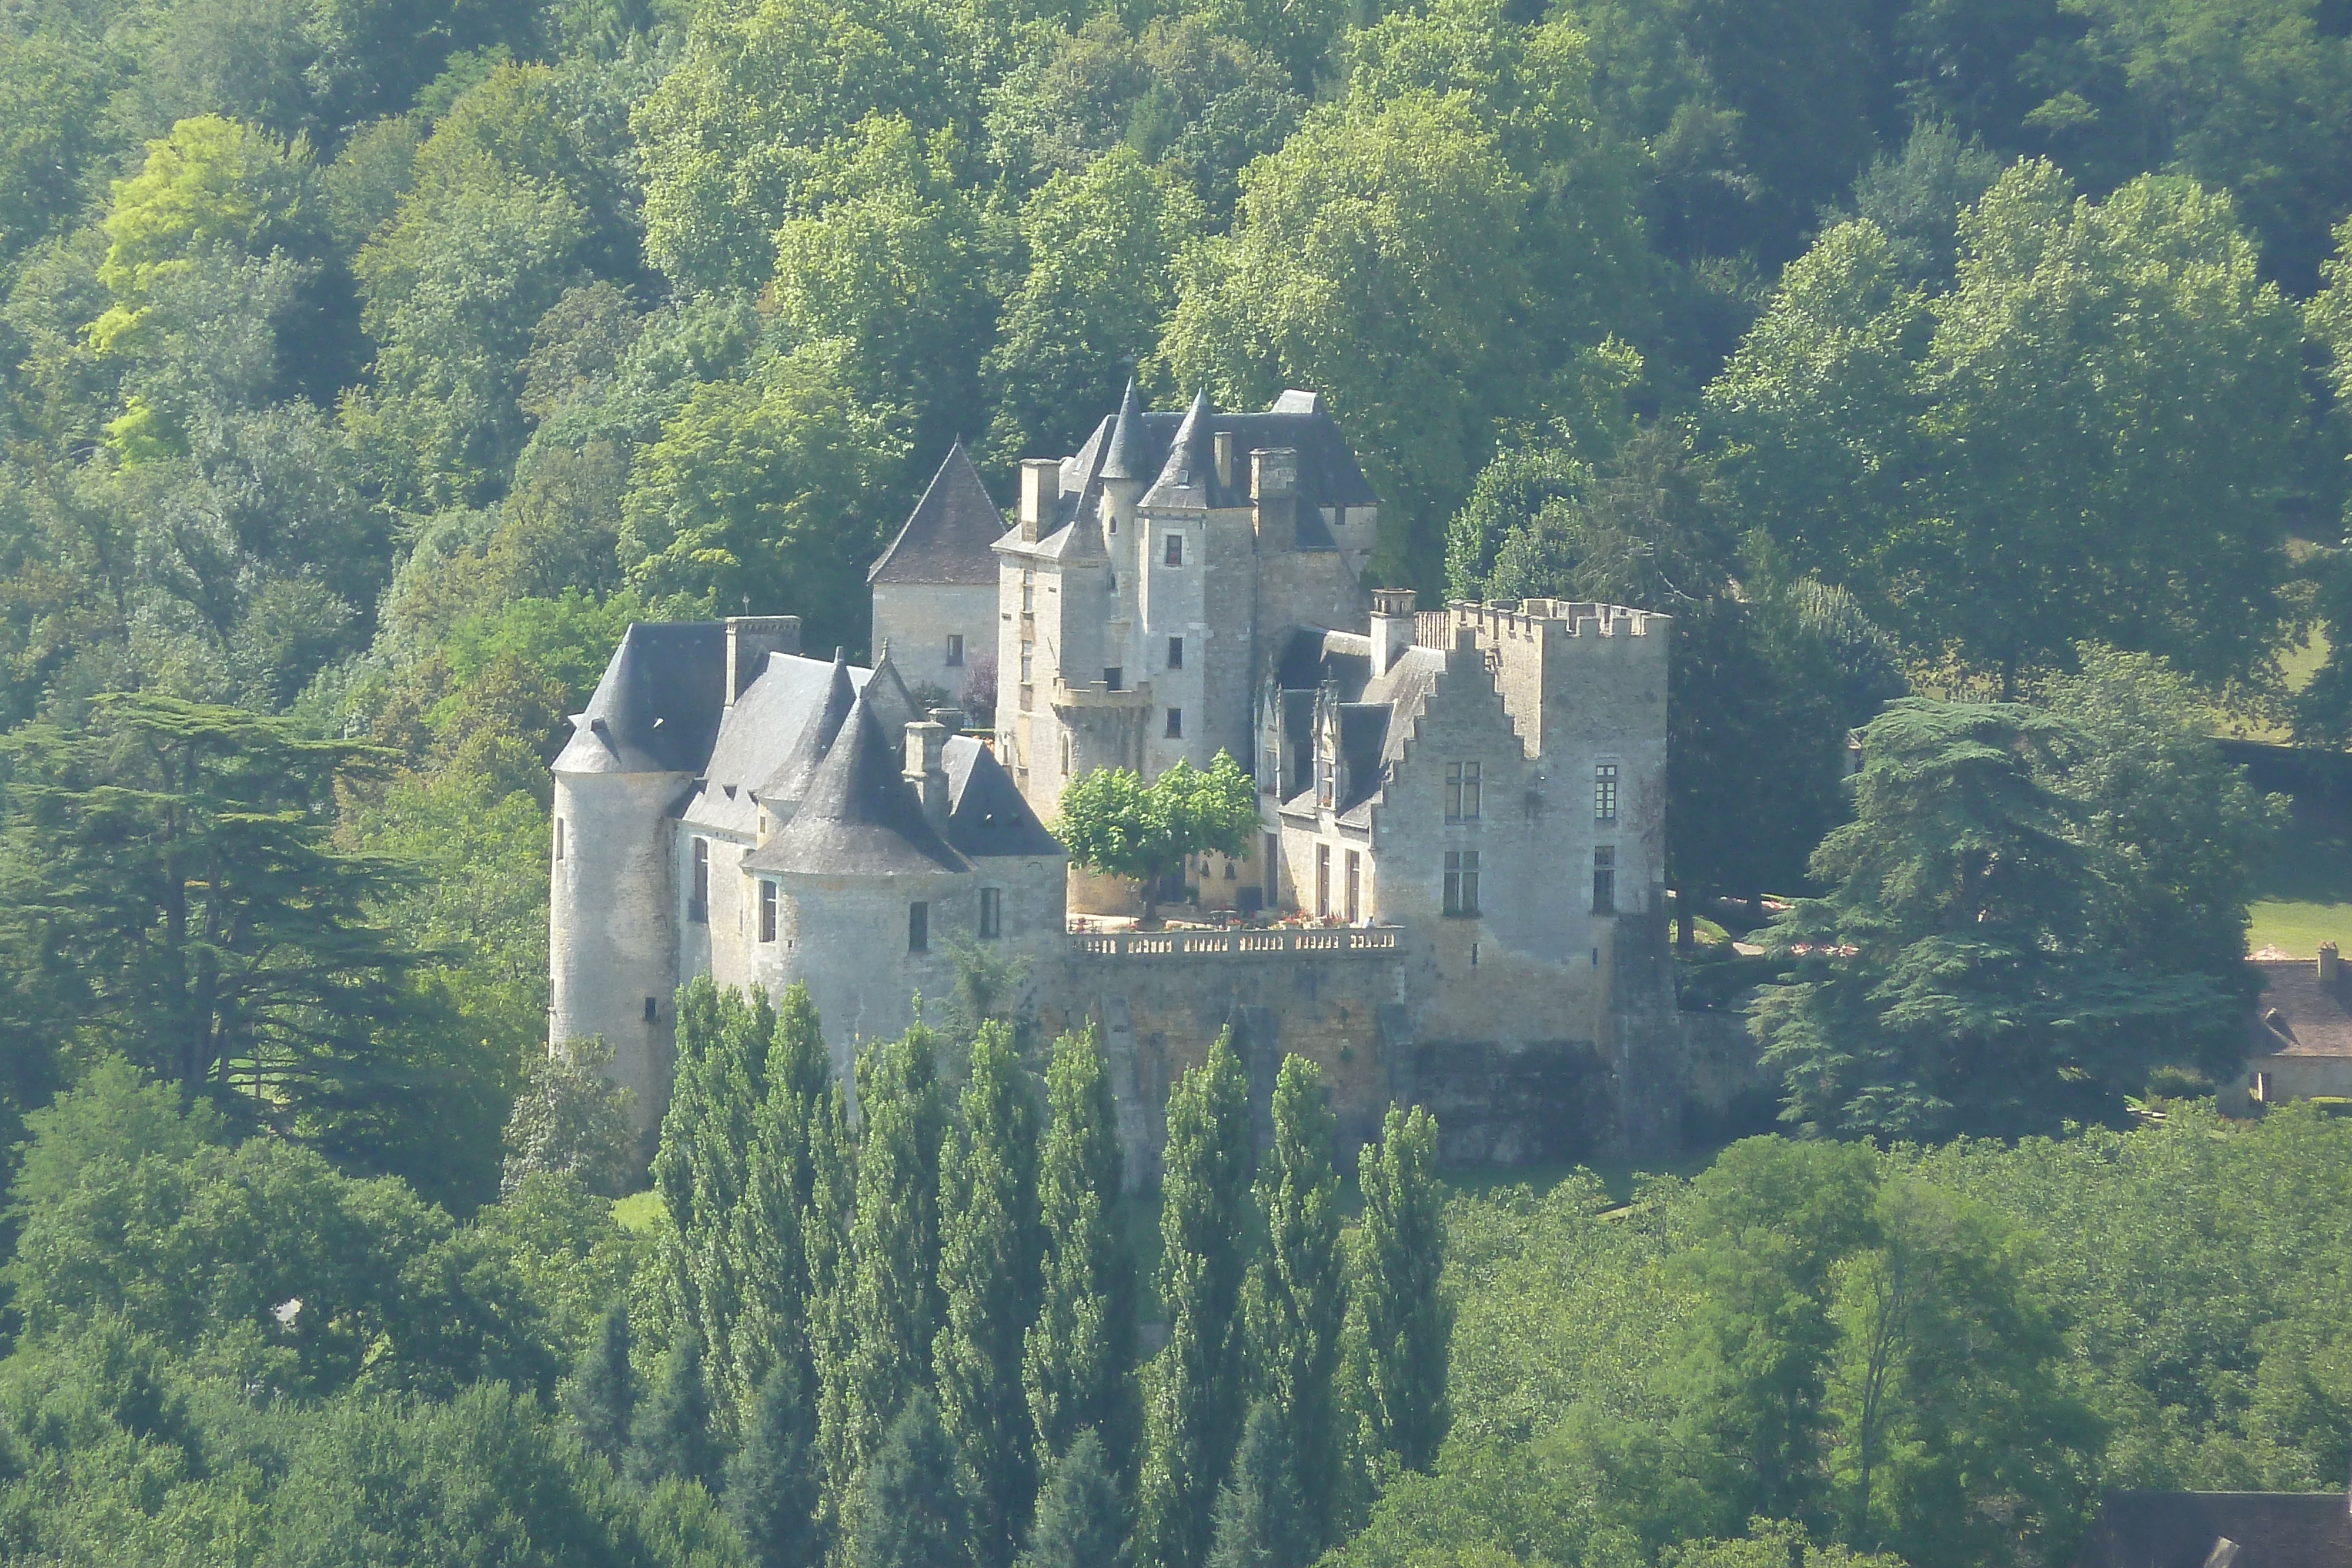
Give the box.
[1054,753,1258,917]
[1353,1104,1451,1475]
[1245,1056,1345,1556]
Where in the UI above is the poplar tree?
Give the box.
[1020,1429,1127,1568]
[1137,1031,1254,1568]
[935,1021,1045,1568]
[1024,1026,1134,1472]
[1354,1104,1450,1473]
[634,1329,724,1490]
[832,1024,947,1516]
[729,1360,824,1568]
[856,1392,968,1568]
[739,984,832,1411]
[1206,1401,1308,1568]
[1244,1055,1344,1554]
[566,1299,634,1465]
[652,977,776,1427]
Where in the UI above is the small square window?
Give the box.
[909,901,929,952]
[945,633,964,667]
[1104,666,1123,690]
[1443,850,1481,917]
[1167,636,1184,670]
[1164,534,1185,567]
[1166,707,1183,738]
[979,886,1001,940]
[759,881,777,943]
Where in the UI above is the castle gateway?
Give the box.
[552,387,1743,1176]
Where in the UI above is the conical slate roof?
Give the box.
[1140,389,1215,511]
[868,440,1008,586]
[757,647,857,805]
[1100,377,1146,481]
[747,696,967,877]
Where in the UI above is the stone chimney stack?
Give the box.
[1251,447,1298,553]
[905,719,951,834]
[2322,942,2340,984]
[1370,588,1418,673]
[1018,459,1057,543]
[726,616,801,705]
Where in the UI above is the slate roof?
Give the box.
[554,622,728,776]
[683,649,868,835]
[756,650,860,809]
[868,440,1008,587]
[1272,626,1454,824]
[2076,1490,2352,1568]
[1006,388,1377,561]
[2249,959,2352,1059]
[745,698,1063,877]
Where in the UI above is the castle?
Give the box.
[552,386,1745,1176]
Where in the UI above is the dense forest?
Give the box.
[8,0,2352,1562]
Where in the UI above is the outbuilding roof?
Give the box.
[2076,1491,2352,1568]
[2249,958,2352,1059]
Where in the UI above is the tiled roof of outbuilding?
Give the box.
[2076,1491,2352,1568]
[2249,958,2352,1058]
[868,441,1008,586]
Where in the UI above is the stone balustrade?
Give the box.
[1070,926,1401,958]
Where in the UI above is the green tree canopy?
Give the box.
[1053,752,1257,913]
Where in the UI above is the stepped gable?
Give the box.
[868,440,1008,586]
[553,621,726,776]
[943,738,1063,859]
[756,648,861,807]
[747,695,967,877]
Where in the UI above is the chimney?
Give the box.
[1370,588,1417,673]
[726,616,801,704]
[1251,447,1298,552]
[928,706,964,735]
[1019,459,1058,543]
[905,719,951,834]
[2322,942,2340,984]
[1214,430,1235,492]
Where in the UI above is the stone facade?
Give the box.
[551,384,1743,1164]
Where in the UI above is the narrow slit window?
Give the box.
[644,996,659,1024]
[945,633,964,667]
[690,839,710,922]
[1164,533,1184,566]
[909,901,930,952]
[1592,846,1616,913]
[554,817,564,860]
[1345,850,1361,922]
[1316,845,1331,918]
[979,885,1001,940]
[759,881,777,943]
[1165,707,1183,739]
[1167,636,1184,670]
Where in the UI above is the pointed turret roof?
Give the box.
[757,646,857,805]
[1101,377,1145,481]
[747,695,967,877]
[868,440,1008,586]
[1140,389,1215,511]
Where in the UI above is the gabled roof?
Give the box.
[2077,1492,2352,1568]
[2249,958,2352,1058]
[868,441,1008,586]
[944,738,1064,858]
[554,622,727,777]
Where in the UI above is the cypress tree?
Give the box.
[728,1359,824,1568]
[634,1328,725,1490]
[832,1024,947,1517]
[1205,1401,1307,1568]
[854,1392,967,1568]
[1355,1104,1450,1472]
[1020,1429,1126,1568]
[1136,1031,1254,1568]
[567,1298,634,1465]
[935,1021,1045,1568]
[807,1074,858,1521]
[1243,1055,1344,1554]
[1024,1027,1135,1473]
